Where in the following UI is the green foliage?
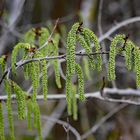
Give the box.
[0,101,5,140]
[108,34,125,81]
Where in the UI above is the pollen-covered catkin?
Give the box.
[77,34,95,70]
[33,102,42,140]
[72,85,78,120]
[0,101,5,140]
[66,74,72,115]
[27,99,33,130]
[124,40,135,70]
[24,28,35,44]
[5,80,15,140]
[66,23,80,75]
[83,57,91,80]
[30,53,40,102]
[82,28,102,71]
[0,55,6,73]
[12,43,30,74]
[75,63,85,101]
[12,81,26,120]
[52,34,62,88]
[38,28,50,56]
[41,59,48,100]
[134,47,140,87]
[108,34,125,81]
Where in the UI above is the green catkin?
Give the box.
[24,28,35,44]
[82,28,102,71]
[108,34,125,81]
[76,34,95,70]
[0,101,5,140]
[12,81,26,120]
[23,54,32,80]
[39,28,50,56]
[66,23,80,75]
[41,59,48,100]
[75,63,85,101]
[27,99,33,130]
[83,57,91,80]
[66,74,72,115]
[0,55,6,73]
[124,40,135,70]
[12,43,30,74]
[38,28,50,46]
[30,54,40,102]
[5,80,15,140]
[23,61,31,80]
[134,47,140,87]
[72,85,78,120]
[52,34,62,88]
[33,102,42,140]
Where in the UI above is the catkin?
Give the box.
[24,28,35,44]
[27,99,33,130]
[83,57,91,80]
[134,47,140,87]
[0,55,6,73]
[108,34,125,81]
[30,52,40,102]
[33,102,42,140]
[5,80,15,140]
[12,81,26,120]
[66,74,72,115]
[41,60,48,100]
[0,101,5,140]
[12,43,30,74]
[82,28,102,71]
[124,40,135,70]
[77,34,95,69]
[75,63,85,101]
[66,23,80,75]
[52,34,62,88]
[72,85,78,120]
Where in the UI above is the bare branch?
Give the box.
[81,104,127,139]
[1,88,140,105]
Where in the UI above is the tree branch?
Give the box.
[1,88,140,105]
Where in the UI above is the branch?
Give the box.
[1,88,140,105]
[0,51,109,85]
[81,104,127,139]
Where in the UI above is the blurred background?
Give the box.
[0,0,140,140]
